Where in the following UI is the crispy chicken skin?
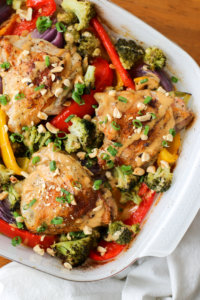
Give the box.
[20,145,117,235]
[95,89,193,169]
[0,36,82,132]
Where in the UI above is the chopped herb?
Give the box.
[65,114,75,123]
[53,139,62,151]
[118,96,128,103]
[144,96,152,104]
[37,223,47,233]
[111,121,120,131]
[107,160,114,169]
[10,133,24,143]
[107,146,118,157]
[32,156,40,165]
[133,119,142,128]
[92,105,98,109]
[138,110,143,116]
[72,91,85,105]
[171,76,178,83]
[150,113,156,119]
[56,196,67,203]
[36,16,52,33]
[113,142,122,147]
[104,116,108,124]
[93,179,102,190]
[56,22,66,32]
[140,78,148,84]
[6,0,12,5]
[15,93,25,100]
[13,212,24,229]
[0,95,9,105]
[144,125,150,136]
[23,199,37,210]
[51,216,63,225]
[162,140,169,148]
[49,160,56,172]
[34,85,45,92]
[45,56,50,67]
[101,153,110,161]
[60,188,75,204]
[45,138,52,146]
[56,131,68,140]
[11,236,22,247]
[169,128,176,137]
[22,126,29,131]
[121,165,132,175]
[0,61,10,70]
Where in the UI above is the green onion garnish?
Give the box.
[144,125,150,136]
[0,95,9,105]
[121,165,132,175]
[56,22,66,33]
[11,236,22,247]
[23,199,37,210]
[10,133,24,143]
[133,119,142,128]
[0,61,10,70]
[65,114,75,123]
[34,85,45,92]
[107,146,118,157]
[15,93,25,100]
[93,180,102,190]
[140,78,148,84]
[150,113,156,119]
[111,121,120,131]
[32,156,40,165]
[162,140,169,147]
[171,76,178,83]
[143,96,152,104]
[45,56,50,67]
[49,160,56,172]
[51,217,63,225]
[113,142,122,147]
[118,96,128,103]
[169,128,176,137]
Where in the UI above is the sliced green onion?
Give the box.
[0,95,9,105]
[144,125,150,136]
[51,216,63,225]
[93,180,102,190]
[113,142,122,147]
[171,76,178,83]
[162,140,169,147]
[106,160,114,169]
[107,146,118,157]
[37,223,47,233]
[36,16,52,33]
[133,119,142,128]
[150,113,156,119]
[140,78,148,84]
[100,153,110,161]
[118,96,128,103]
[55,131,68,140]
[34,85,45,92]
[49,160,56,172]
[111,121,120,131]
[10,133,24,143]
[32,156,40,165]
[121,165,132,175]
[56,22,66,32]
[11,236,22,247]
[0,61,10,70]
[92,105,98,109]
[138,110,143,116]
[72,91,85,105]
[143,96,152,104]
[23,199,37,210]
[15,93,25,101]
[45,56,50,67]
[169,128,176,137]
[65,114,75,123]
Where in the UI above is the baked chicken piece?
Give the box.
[0,35,82,132]
[95,88,193,170]
[20,145,117,235]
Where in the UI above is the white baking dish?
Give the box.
[0,0,200,282]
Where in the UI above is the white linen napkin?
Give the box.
[0,210,200,300]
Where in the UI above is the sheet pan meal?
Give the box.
[0,0,194,269]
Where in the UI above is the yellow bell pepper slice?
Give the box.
[0,109,23,175]
[115,71,124,91]
[168,133,181,155]
[134,76,149,84]
[157,133,181,165]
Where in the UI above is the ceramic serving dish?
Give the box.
[0,0,200,282]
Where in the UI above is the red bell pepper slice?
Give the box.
[10,0,56,35]
[124,183,156,226]
[91,17,135,90]
[51,57,113,132]
[89,240,126,262]
[0,219,55,249]
[90,184,156,262]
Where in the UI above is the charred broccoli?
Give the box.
[63,134,81,153]
[115,39,145,70]
[78,32,100,57]
[64,25,80,44]
[69,117,103,150]
[57,11,78,26]
[120,188,142,205]
[114,165,139,191]
[5,183,21,210]
[61,0,96,31]
[144,47,166,70]
[106,221,134,245]
[53,230,99,267]
[145,167,173,192]
[0,164,13,185]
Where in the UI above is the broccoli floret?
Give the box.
[145,167,173,192]
[84,65,96,90]
[64,25,80,44]
[106,221,134,245]
[120,188,142,205]
[144,47,166,70]
[0,164,13,185]
[115,39,145,70]
[78,32,100,57]
[57,11,78,25]
[38,131,52,149]
[22,126,38,155]
[6,184,21,210]
[114,165,139,191]
[61,0,96,31]
[53,230,99,267]
[69,117,103,150]
[63,134,81,153]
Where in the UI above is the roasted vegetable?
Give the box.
[64,25,80,44]
[61,0,96,31]
[69,117,103,150]
[120,188,142,205]
[0,164,13,185]
[5,183,21,210]
[53,230,99,267]
[144,47,166,70]
[57,11,78,25]
[63,134,81,153]
[115,39,145,70]
[106,221,134,245]
[114,165,139,191]
[84,65,96,90]
[78,32,100,57]
[145,167,173,192]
